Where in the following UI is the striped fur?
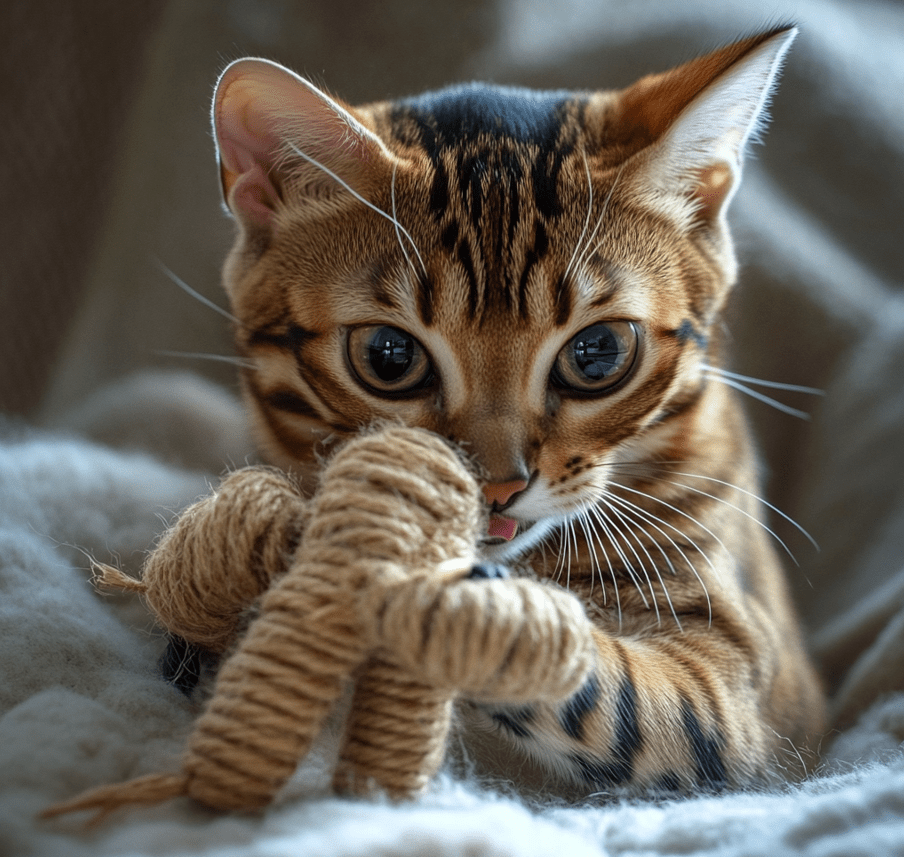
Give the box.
[211,26,825,796]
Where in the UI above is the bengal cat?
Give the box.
[208,25,825,796]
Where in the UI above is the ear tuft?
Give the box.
[211,59,387,233]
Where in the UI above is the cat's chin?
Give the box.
[478,517,560,563]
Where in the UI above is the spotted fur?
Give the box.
[210,25,825,796]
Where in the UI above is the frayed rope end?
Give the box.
[91,561,147,594]
[39,772,188,828]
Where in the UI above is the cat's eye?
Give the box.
[347,325,432,394]
[551,321,639,393]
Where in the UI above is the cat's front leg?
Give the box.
[469,605,789,795]
[370,570,796,795]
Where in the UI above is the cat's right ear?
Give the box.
[212,58,388,236]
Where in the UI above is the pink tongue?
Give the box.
[488,515,518,541]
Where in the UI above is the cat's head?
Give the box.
[211,27,795,560]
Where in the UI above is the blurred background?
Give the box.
[1,0,903,690]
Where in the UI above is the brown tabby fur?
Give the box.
[211,25,825,795]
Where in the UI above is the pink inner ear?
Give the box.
[214,73,290,224]
[228,163,280,224]
[694,162,735,221]
[216,81,280,170]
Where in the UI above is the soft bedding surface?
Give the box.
[3,1,904,855]
[2,381,904,855]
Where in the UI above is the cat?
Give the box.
[208,24,825,795]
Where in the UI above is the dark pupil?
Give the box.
[367,326,413,382]
[573,325,620,380]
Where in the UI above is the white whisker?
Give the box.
[582,164,624,263]
[585,501,654,615]
[566,517,580,591]
[579,504,616,611]
[156,350,256,370]
[560,163,626,295]
[583,502,649,610]
[612,481,730,564]
[287,143,427,277]
[391,160,429,280]
[667,470,819,552]
[537,535,550,573]
[551,520,569,585]
[602,491,697,581]
[705,372,813,420]
[598,497,681,627]
[574,508,601,601]
[601,499,676,579]
[561,149,593,285]
[604,494,688,633]
[657,478,800,565]
[152,257,241,326]
[604,485,716,623]
[558,518,575,590]
[579,502,622,628]
[703,365,824,396]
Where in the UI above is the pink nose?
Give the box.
[482,479,528,508]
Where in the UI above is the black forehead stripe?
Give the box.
[416,269,435,326]
[395,83,576,149]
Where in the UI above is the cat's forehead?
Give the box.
[350,87,608,330]
[387,83,584,150]
[256,80,710,343]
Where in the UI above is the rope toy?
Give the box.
[42,426,595,823]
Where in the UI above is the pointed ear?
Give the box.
[619,26,796,226]
[211,58,389,233]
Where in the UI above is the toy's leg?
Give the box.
[181,560,368,810]
[43,551,370,819]
[333,568,596,800]
[371,574,597,704]
[332,656,453,799]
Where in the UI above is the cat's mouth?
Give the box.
[479,515,554,562]
[478,483,564,559]
[487,514,519,541]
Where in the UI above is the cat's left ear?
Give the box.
[620,26,796,227]
[211,58,390,236]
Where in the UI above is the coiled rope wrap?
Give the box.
[150,466,308,651]
[42,426,596,822]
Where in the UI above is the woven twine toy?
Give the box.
[42,426,596,824]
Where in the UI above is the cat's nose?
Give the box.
[482,478,528,509]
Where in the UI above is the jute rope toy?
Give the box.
[42,426,596,823]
